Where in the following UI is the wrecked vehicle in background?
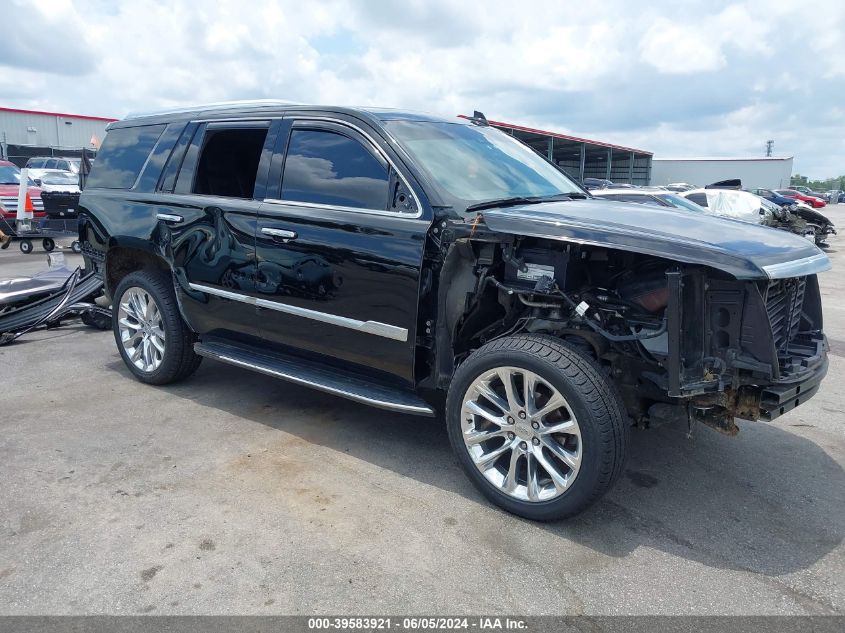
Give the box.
[678,189,815,239]
[78,102,830,520]
[678,187,833,244]
[751,188,836,247]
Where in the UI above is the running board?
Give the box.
[194,340,436,417]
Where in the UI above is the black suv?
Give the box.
[79,101,830,520]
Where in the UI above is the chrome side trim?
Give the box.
[205,352,433,415]
[762,252,831,279]
[264,198,411,219]
[190,284,247,303]
[156,213,184,223]
[187,283,408,342]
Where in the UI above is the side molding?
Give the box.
[187,283,409,342]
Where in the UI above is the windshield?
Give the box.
[385,120,583,206]
[40,172,78,185]
[655,193,706,213]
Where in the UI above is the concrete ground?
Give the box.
[0,222,843,616]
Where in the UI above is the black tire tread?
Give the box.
[446,333,628,520]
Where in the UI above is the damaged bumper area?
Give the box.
[664,270,829,425]
[0,260,109,345]
[758,351,828,421]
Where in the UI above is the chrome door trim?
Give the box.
[187,283,408,342]
[263,198,414,219]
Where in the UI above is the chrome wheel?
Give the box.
[118,287,166,373]
[460,366,582,502]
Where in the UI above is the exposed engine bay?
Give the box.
[419,219,828,434]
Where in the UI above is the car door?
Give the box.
[164,119,279,339]
[254,116,430,384]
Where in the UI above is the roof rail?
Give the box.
[124,99,303,120]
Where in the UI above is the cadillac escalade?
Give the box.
[78,101,830,520]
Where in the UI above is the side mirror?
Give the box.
[34,179,42,187]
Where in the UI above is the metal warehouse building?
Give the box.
[0,107,117,166]
[650,157,794,190]
[461,116,654,185]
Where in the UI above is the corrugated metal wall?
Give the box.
[0,110,111,162]
[650,158,794,190]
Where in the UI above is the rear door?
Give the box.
[165,119,278,339]
[254,116,430,383]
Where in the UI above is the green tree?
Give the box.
[792,174,845,191]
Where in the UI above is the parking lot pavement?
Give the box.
[0,244,843,616]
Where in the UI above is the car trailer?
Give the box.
[0,217,82,254]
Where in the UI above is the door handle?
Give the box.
[156,213,183,224]
[261,227,298,242]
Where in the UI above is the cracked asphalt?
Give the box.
[0,227,843,615]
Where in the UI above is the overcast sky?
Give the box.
[2,0,843,177]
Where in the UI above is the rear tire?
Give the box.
[446,334,628,521]
[42,238,55,252]
[113,270,201,385]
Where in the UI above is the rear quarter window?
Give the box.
[86,124,166,189]
[685,193,708,207]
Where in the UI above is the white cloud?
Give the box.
[640,19,727,74]
[0,0,843,176]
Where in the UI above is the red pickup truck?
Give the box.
[0,160,45,220]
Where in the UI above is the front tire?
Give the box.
[113,270,201,385]
[446,334,628,520]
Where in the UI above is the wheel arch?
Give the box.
[105,242,172,299]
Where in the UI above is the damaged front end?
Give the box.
[419,205,829,435]
[650,269,828,431]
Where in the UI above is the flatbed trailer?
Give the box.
[0,217,81,254]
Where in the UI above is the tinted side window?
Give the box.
[86,124,166,189]
[281,129,388,210]
[686,193,708,207]
[192,127,268,199]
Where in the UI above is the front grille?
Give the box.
[766,277,806,352]
[0,195,44,211]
